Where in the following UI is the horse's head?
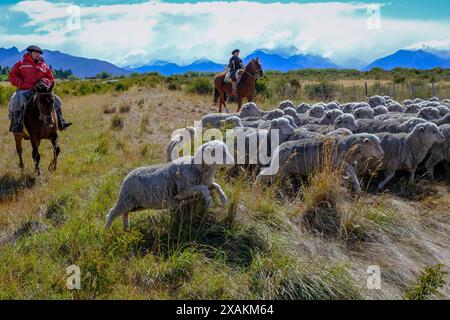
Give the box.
[251,57,264,77]
[35,82,56,128]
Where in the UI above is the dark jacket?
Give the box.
[228,56,243,71]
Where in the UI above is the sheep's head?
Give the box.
[335,114,358,132]
[320,109,343,125]
[296,102,311,114]
[352,134,384,160]
[194,140,235,168]
[418,107,441,121]
[373,106,389,116]
[269,118,295,136]
[309,105,325,118]
[412,123,446,144]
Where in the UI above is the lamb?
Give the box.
[373,105,389,116]
[425,124,450,181]
[283,107,302,126]
[278,100,295,110]
[167,126,197,161]
[319,109,344,125]
[106,141,234,230]
[257,133,384,193]
[341,103,356,114]
[372,123,445,190]
[353,106,374,119]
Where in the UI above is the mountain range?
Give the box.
[1,46,450,78]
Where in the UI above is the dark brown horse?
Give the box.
[214,58,264,113]
[14,84,60,175]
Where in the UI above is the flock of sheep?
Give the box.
[106,95,450,230]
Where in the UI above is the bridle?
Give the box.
[243,60,263,79]
[35,91,56,124]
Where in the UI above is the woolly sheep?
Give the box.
[201,113,235,129]
[437,105,450,117]
[219,116,244,129]
[296,102,311,114]
[326,101,340,110]
[283,107,302,126]
[405,104,422,113]
[372,123,445,190]
[106,141,234,230]
[240,102,263,118]
[354,102,371,110]
[278,100,295,110]
[353,106,375,119]
[387,102,405,113]
[417,107,441,121]
[263,109,285,121]
[319,109,344,125]
[282,115,299,129]
[308,104,326,118]
[434,113,450,126]
[425,124,450,181]
[373,105,389,116]
[258,133,384,193]
[300,114,358,134]
[341,103,356,114]
[368,95,386,108]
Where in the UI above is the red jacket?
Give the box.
[9,53,54,90]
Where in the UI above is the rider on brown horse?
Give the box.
[8,45,72,134]
[228,49,245,95]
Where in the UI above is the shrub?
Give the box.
[305,81,337,101]
[185,78,213,95]
[404,264,448,300]
[110,115,124,130]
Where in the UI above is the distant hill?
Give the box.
[127,49,340,75]
[128,58,226,75]
[363,49,450,71]
[244,49,339,71]
[0,47,130,78]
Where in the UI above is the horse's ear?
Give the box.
[49,82,54,92]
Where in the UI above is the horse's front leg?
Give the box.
[49,133,60,173]
[31,138,41,176]
[236,96,243,112]
[14,134,24,170]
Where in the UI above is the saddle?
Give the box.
[224,69,243,84]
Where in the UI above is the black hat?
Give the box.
[26,45,44,54]
[231,49,240,55]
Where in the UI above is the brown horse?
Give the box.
[214,58,264,113]
[14,84,60,175]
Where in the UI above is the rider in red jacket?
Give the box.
[8,45,71,133]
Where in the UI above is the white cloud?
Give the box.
[2,1,450,67]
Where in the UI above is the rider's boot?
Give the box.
[56,108,72,131]
[10,110,24,134]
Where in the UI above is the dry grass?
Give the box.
[0,83,449,299]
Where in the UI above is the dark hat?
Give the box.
[26,45,44,54]
[231,49,240,55]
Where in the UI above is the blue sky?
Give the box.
[1,1,450,67]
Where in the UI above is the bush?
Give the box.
[305,81,337,101]
[185,78,213,95]
[110,115,124,130]
[404,264,448,300]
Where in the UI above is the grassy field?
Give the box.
[0,74,449,300]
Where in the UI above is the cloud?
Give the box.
[2,1,450,67]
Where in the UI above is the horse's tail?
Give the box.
[213,87,219,104]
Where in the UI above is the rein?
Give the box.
[34,91,56,123]
[242,61,262,79]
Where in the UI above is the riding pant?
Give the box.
[8,89,62,119]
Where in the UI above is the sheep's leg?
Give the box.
[210,182,227,206]
[377,170,395,191]
[176,185,213,208]
[443,162,450,179]
[345,164,361,194]
[408,169,416,185]
[122,213,130,231]
[105,201,131,229]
